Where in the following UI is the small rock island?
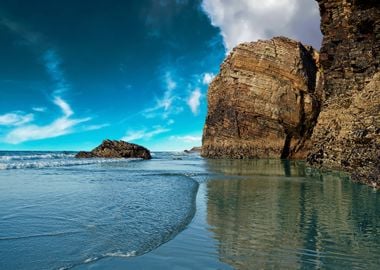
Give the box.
[184,146,202,154]
[75,140,151,159]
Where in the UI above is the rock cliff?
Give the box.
[202,1,379,187]
[75,140,151,159]
[201,37,322,159]
[308,0,380,186]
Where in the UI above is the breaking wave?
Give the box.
[0,151,140,170]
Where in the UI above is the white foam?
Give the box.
[105,251,137,258]
[0,158,139,170]
[0,153,75,161]
[83,257,98,263]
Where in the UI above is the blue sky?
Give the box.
[0,0,321,151]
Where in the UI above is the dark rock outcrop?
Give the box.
[201,37,322,159]
[75,140,151,159]
[308,1,380,186]
[316,0,380,99]
[184,146,202,154]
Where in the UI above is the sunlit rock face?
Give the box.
[308,1,380,186]
[202,37,322,159]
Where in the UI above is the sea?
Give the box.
[0,151,379,270]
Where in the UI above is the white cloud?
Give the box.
[4,97,91,144]
[202,72,215,85]
[121,127,170,142]
[82,123,110,131]
[0,112,34,126]
[32,107,46,112]
[202,0,322,52]
[53,96,73,117]
[170,135,202,143]
[187,88,202,115]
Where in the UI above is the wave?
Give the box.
[0,153,75,161]
[58,251,138,270]
[0,158,140,170]
[104,251,137,258]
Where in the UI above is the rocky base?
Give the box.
[75,140,151,160]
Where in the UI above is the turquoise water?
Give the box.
[0,152,379,269]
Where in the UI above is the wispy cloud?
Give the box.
[0,16,106,144]
[0,17,42,45]
[0,112,34,126]
[53,96,73,117]
[43,50,69,95]
[121,126,170,142]
[4,97,90,144]
[32,107,46,112]
[169,135,202,143]
[82,123,110,132]
[142,71,183,119]
[202,72,215,85]
[187,88,202,115]
[164,71,177,91]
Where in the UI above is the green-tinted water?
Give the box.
[205,159,379,269]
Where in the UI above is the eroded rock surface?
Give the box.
[75,140,151,159]
[308,0,380,186]
[201,37,322,159]
[308,73,380,185]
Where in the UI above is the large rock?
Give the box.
[201,37,322,159]
[75,140,151,159]
[308,1,380,186]
[308,73,380,185]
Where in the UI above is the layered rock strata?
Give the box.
[308,0,380,186]
[308,73,380,185]
[201,37,322,159]
[75,140,151,159]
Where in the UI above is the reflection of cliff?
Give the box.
[206,160,380,269]
[205,159,306,177]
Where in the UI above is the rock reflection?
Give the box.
[205,159,380,269]
[205,159,307,177]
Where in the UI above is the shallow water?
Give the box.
[0,152,379,269]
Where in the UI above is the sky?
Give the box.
[0,0,322,151]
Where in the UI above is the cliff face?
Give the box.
[201,37,322,159]
[308,1,380,186]
[316,0,380,99]
[202,1,379,186]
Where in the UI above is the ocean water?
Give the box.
[0,152,379,270]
